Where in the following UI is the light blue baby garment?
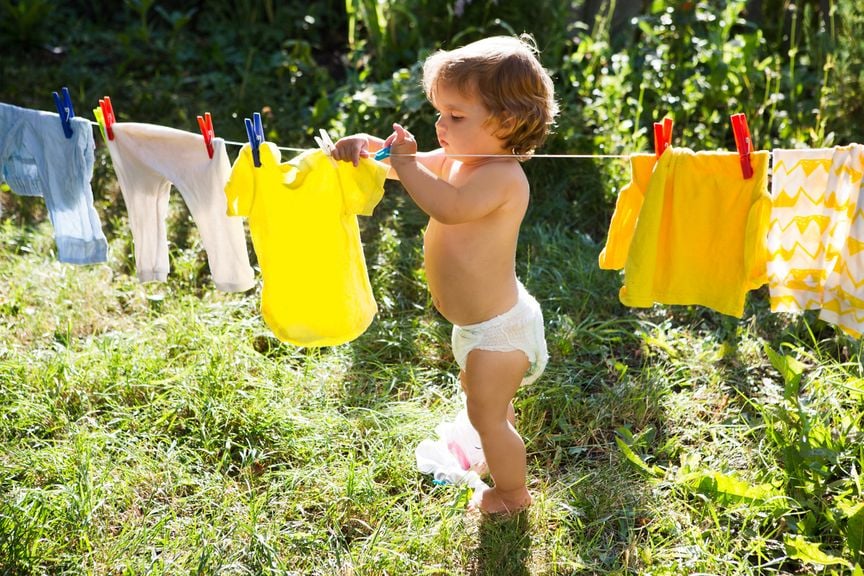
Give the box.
[0,102,108,264]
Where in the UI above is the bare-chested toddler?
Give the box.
[333,34,557,515]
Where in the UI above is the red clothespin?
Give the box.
[197,112,215,159]
[730,113,754,179]
[98,97,116,141]
[653,117,673,158]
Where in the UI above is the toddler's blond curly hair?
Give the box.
[422,34,558,157]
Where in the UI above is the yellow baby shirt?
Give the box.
[619,148,771,318]
[225,144,387,346]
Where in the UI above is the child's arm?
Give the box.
[333,132,446,181]
[387,123,517,225]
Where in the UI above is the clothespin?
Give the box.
[314,128,344,168]
[52,87,75,139]
[98,97,116,141]
[313,128,336,156]
[244,112,264,168]
[197,112,215,159]
[374,147,391,161]
[92,106,107,142]
[313,128,391,162]
[653,117,673,158]
[730,113,754,179]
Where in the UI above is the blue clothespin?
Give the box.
[374,146,391,161]
[244,112,265,168]
[52,87,75,139]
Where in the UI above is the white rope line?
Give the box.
[222,139,307,152]
[386,153,630,159]
[86,119,631,159]
[86,119,770,161]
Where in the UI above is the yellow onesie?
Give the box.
[619,148,771,318]
[225,144,387,346]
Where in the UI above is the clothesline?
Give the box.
[224,137,632,158]
[221,139,307,153]
[84,118,788,161]
[85,119,631,159]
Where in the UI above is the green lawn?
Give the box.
[2,176,862,575]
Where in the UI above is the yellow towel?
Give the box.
[619,148,771,318]
[599,153,657,270]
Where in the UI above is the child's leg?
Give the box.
[461,348,531,514]
[459,371,516,426]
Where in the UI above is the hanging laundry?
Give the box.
[224,144,387,347]
[0,102,108,264]
[599,153,657,270]
[817,144,864,337]
[767,149,840,312]
[616,148,771,317]
[101,122,254,292]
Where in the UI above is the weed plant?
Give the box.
[1,1,864,573]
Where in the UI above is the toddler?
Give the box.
[333,34,557,515]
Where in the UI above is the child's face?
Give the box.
[431,82,508,159]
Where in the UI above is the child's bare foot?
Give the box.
[468,486,532,516]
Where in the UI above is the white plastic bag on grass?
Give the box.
[415,408,489,490]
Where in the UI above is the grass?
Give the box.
[2,168,863,575]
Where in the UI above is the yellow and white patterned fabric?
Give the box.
[768,145,864,337]
[817,145,864,336]
[767,149,838,311]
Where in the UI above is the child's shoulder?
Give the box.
[469,157,528,188]
[460,158,530,210]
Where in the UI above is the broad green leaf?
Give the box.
[615,436,663,478]
[678,470,786,511]
[643,335,677,358]
[764,344,804,399]
[784,534,852,567]
[843,502,864,563]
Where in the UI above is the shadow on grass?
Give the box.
[469,511,533,576]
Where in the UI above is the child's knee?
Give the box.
[466,398,507,435]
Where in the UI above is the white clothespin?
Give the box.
[314,128,338,167]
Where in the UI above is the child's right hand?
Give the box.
[384,123,418,161]
[332,134,371,167]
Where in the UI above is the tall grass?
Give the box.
[3,192,864,572]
